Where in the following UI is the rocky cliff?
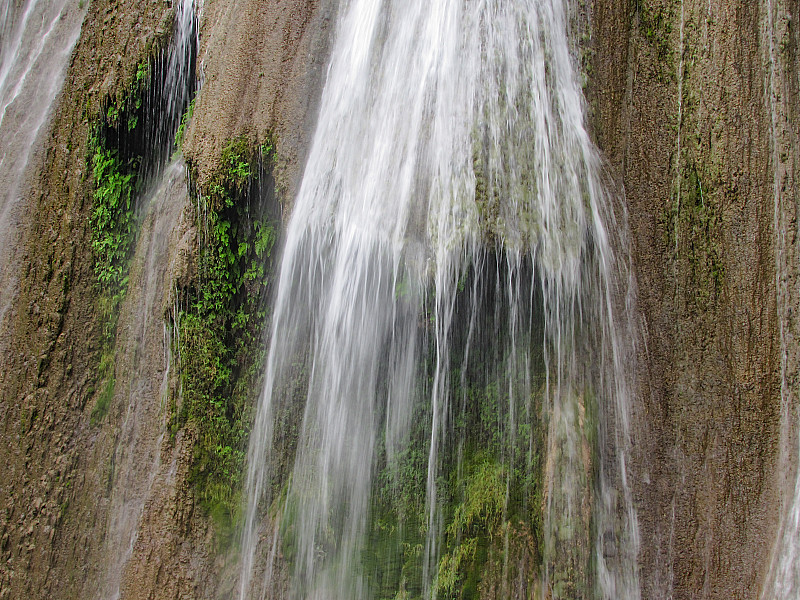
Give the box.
[0,0,797,599]
[590,0,798,597]
[0,0,333,598]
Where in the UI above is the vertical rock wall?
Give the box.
[588,0,799,597]
[0,1,333,598]
[0,4,174,598]
[0,0,797,598]
[183,0,336,207]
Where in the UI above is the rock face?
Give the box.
[0,1,333,599]
[183,0,336,206]
[0,0,797,599]
[589,0,799,597]
[0,3,174,598]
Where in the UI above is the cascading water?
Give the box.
[99,160,189,600]
[238,0,640,598]
[0,0,86,350]
[765,469,800,599]
[96,1,196,598]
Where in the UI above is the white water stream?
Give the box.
[97,0,196,597]
[99,159,188,600]
[761,0,800,597]
[239,0,640,598]
[0,0,86,350]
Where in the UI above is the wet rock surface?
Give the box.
[0,0,797,598]
[589,0,799,597]
[0,0,332,598]
[183,0,337,209]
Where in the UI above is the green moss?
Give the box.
[91,375,116,425]
[633,0,675,77]
[174,97,195,150]
[86,43,170,424]
[175,137,278,535]
[90,141,137,291]
[219,136,254,196]
[104,59,150,132]
[361,266,546,599]
[472,146,500,245]
[362,394,431,600]
[88,128,140,423]
[435,455,506,600]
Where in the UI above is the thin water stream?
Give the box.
[99,159,189,600]
[0,0,86,354]
[761,0,800,596]
[97,0,196,597]
[239,1,640,598]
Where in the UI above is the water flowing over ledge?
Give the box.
[238,1,640,598]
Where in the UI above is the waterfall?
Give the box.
[0,0,86,352]
[237,0,641,597]
[96,0,196,597]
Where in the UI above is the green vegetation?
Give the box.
[92,374,117,425]
[89,51,276,537]
[104,60,149,133]
[473,147,501,245]
[174,97,195,150]
[90,142,137,293]
[87,57,153,423]
[359,373,543,600]
[176,136,277,537]
[433,374,544,600]
[88,135,140,423]
[362,396,431,600]
[435,456,506,599]
[356,264,546,600]
[85,33,277,548]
